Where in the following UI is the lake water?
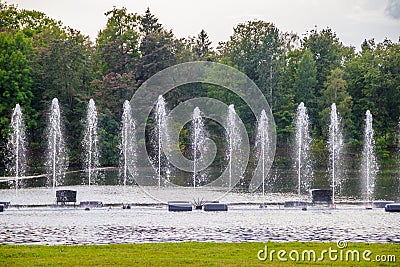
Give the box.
[1,186,399,245]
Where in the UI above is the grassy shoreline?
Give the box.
[1,242,399,266]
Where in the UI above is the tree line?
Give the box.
[1,2,400,185]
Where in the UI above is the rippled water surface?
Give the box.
[1,186,399,245]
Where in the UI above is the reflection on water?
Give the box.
[1,167,399,201]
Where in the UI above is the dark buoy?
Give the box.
[203,203,228,211]
[85,207,90,211]
[385,203,400,212]
[311,189,332,204]
[168,201,192,212]
[56,190,77,206]
[0,202,10,209]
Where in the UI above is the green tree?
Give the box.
[137,9,176,85]
[93,7,141,166]
[140,7,162,35]
[96,7,140,75]
[292,49,317,122]
[273,85,295,142]
[0,2,63,35]
[92,72,136,118]
[303,28,349,135]
[303,28,345,92]
[98,108,120,166]
[192,29,212,60]
[32,29,94,164]
[277,47,301,142]
[345,40,382,140]
[0,31,36,137]
[221,20,283,105]
[174,37,196,63]
[374,39,400,144]
[345,38,400,159]
[319,68,353,137]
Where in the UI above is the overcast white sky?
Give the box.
[6,0,400,49]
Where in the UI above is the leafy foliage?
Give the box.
[1,2,400,191]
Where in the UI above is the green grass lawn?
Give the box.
[1,242,398,266]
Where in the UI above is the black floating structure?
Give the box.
[385,203,400,212]
[79,201,103,208]
[56,190,77,206]
[168,201,192,212]
[0,204,4,212]
[311,189,332,204]
[203,203,228,211]
[0,202,10,209]
[284,201,308,208]
[373,201,395,208]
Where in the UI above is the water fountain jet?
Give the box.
[254,109,271,207]
[192,107,208,188]
[328,103,343,206]
[361,110,378,207]
[119,100,136,187]
[226,104,241,188]
[6,104,26,194]
[154,95,170,187]
[45,98,68,189]
[83,99,100,187]
[293,102,313,198]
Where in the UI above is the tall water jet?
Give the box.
[6,104,26,193]
[45,98,68,189]
[254,109,272,201]
[83,99,100,187]
[154,95,171,187]
[293,102,313,197]
[119,100,136,186]
[328,103,344,205]
[192,107,208,188]
[361,110,378,204]
[226,104,242,188]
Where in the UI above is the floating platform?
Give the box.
[56,190,77,206]
[373,201,395,208]
[168,201,192,212]
[311,189,332,204]
[385,203,400,212]
[79,201,103,208]
[0,201,10,209]
[203,203,228,211]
